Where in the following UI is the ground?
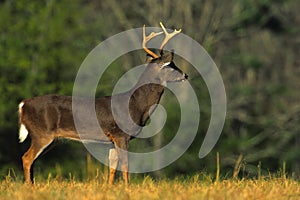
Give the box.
[1,174,299,200]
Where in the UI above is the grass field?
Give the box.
[1,174,300,200]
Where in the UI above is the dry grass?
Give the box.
[1,174,300,200]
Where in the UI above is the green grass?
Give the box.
[1,174,300,200]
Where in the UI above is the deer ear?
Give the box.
[146,48,160,63]
[161,50,174,63]
[146,54,155,63]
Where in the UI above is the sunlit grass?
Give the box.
[1,173,300,200]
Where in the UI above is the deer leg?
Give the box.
[119,150,129,184]
[22,137,53,184]
[108,148,118,185]
[114,138,129,185]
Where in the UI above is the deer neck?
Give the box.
[129,70,165,126]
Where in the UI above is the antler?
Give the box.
[142,25,163,58]
[159,22,182,53]
[142,22,182,58]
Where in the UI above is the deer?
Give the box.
[18,22,187,185]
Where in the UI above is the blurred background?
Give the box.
[0,0,299,181]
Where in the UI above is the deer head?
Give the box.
[142,22,188,85]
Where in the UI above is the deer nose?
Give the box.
[184,74,188,79]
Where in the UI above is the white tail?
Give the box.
[18,102,28,143]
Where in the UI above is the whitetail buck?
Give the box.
[18,22,187,184]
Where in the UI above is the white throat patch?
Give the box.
[161,62,171,68]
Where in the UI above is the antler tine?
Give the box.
[142,25,163,58]
[159,22,182,53]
